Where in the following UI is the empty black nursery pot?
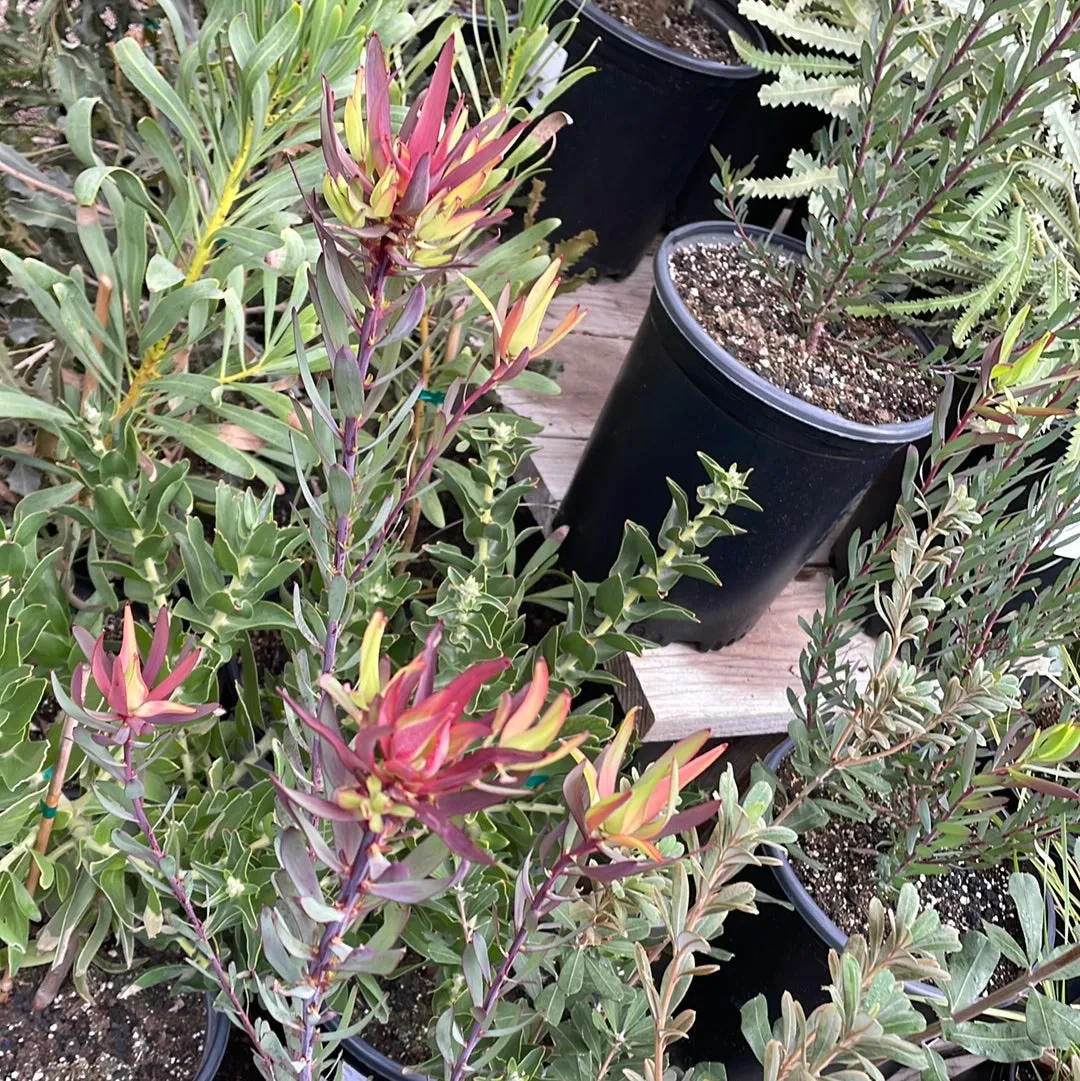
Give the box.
[539,0,764,279]
[555,221,934,650]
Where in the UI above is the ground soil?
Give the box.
[594,0,739,63]
[777,760,1024,990]
[669,242,939,426]
[31,692,59,739]
[360,963,440,1067]
[0,963,206,1081]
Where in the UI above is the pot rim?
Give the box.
[654,222,937,445]
[575,0,765,78]
[763,738,1057,1003]
[337,1026,433,1081]
[194,993,231,1081]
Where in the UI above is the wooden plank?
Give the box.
[612,570,873,742]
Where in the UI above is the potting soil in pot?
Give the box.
[592,0,739,62]
[776,759,1026,991]
[668,242,939,424]
[357,963,439,1067]
[0,961,206,1081]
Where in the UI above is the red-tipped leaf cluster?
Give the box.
[322,35,523,265]
[278,614,583,861]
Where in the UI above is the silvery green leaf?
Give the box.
[1025,993,1080,1050]
[1008,872,1046,965]
[947,1020,1042,1063]
[741,995,771,1063]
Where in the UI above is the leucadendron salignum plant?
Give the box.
[770,316,1080,893]
[56,598,747,1081]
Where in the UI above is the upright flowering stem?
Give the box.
[297,828,380,1081]
[314,242,393,788]
[120,740,273,1072]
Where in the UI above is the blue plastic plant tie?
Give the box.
[39,802,57,819]
[418,388,445,405]
[523,773,548,790]
[42,766,53,781]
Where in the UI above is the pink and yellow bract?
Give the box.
[68,605,218,741]
[278,613,585,862]
[564,712,725,861]
[322,35,523,266]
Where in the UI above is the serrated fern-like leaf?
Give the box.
[1017,171,1080,241]
[740,149,841,198]
[1003,211,1034,310]
[952,261,1013,345]
[847,292,966,317]
[962,167,1016,223]
[1064,412,1080,477]
[1045,100,1080,174]
[759,70,860,115]
[738,0,865,55]
[730,32,855,75]
[741,170,842,198]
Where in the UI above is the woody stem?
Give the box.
[298,829,380,1081]
[121,741,273,1070]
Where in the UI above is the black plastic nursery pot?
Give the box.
[674,741,1056,1081]
[554,221,935,650]
[538,0,765,280]
[666,58,824,234]
[195,995,231,1080]
[339,1032,429,1081]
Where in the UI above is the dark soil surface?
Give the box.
[360,963,440,1067]
[250,629,292,676]
[594,0,739,62]
[0,964,206,1081]
[669,242,939,425]
[1031,694,1063,729]
[777,762,1024,990]
[31,693,59,740]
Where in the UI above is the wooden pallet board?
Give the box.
[499,253,874,741]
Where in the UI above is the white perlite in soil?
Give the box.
[669,242,939,426]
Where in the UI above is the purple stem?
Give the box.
[313,244,392,789]
[448,850,578,1081]
[298,828,379,1081]
[348,361,521,585]
[121,741,274,1072]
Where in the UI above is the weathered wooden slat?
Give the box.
[614,569,871,741]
